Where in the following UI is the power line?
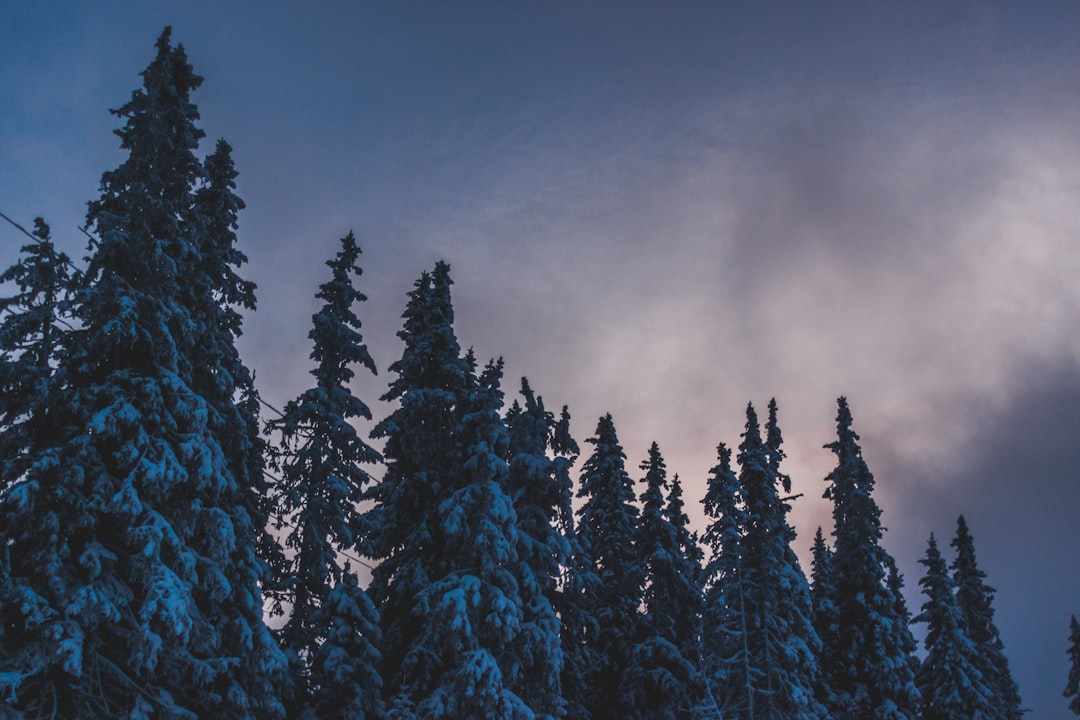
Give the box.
[258,394,287,419]
[2,208,100,248]
[262,467,377,573]
[0,209,38,242]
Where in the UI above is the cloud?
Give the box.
[884,359,1080,718]
[383,79,1080,557]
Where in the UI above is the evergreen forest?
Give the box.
[1,28,1072,720]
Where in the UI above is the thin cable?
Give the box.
[262,468,377,572]
[258,394,286,419]
[0,210,38,242]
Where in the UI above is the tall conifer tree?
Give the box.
[0,219,74,489]
[624,445,707,720]
[914,534,994,720]
[809,528,835,636]
[1065,615,1080,716]
[367,264,528,718]
[884,555,920,686]
[442,356,530,717]
[549,408,595,720]
[268,232,383,719]
[189,139,281,580]
[950,516,1023,720]
[505,379,570,719]
[663,474,705,664]
[550,406,580,560]
[366,263,467,697]
[809,527,839,711]
[0,28,286,717]
[576,414,643,720]
[738,403,826,720]
[820,397,918,720]
[0,219,78,709]
[701,442,752,718]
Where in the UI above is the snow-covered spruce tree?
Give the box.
[0,218,75,489]
[365,262,467,705]
[820,397,919,720]
[0,28,287,717]
[549,407,597,720]
[701,442,751,719]
[308,570,384,720]
[663,474,705,668]
[623,444,708,720]
[190,138,283,581]
[267,232,383,719]
[366,264,529,718]
[950,515,1023,720]
[576,414,644,720]
[914,534,994,720]
[809,529,834,637]
[1066,615,1080,716]
[505,378,571,720]
[884,555,921,690]
[767,401,829,720]
[550,406,580,567]
[0,218,77,708]
[738,403,826,720]
[560,516,599,720]
[428,355,530,717]
[809,527,839,712]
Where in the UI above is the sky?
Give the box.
[4,2,1080,715]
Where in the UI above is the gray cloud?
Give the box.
[884,362,1080,718]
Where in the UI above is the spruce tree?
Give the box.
[809,528,834,635]
[764,401,828,720]
[505,379,570,720]
[0,219,78,708]
[914,534,994,720]
[884,556,920,677]
[190,139,281,581]
[367,264,528,718]
[0,218,74,488]
[624,444,707,720]
[268,232,383,719]
[810,527,839,711]
[950,515,1023,720]
[576,414,643,720]
[821,397,919,720]
[366,262,467,699]
[549,407,595,720]
[738,403,826,720]
[701,442,752,718]
[1065,615,1080,716]
[635,444,673,642]
[417,354,529,718]
[550,406,580,560]
[663,474,705,665]
[0,28,286,717]
[307,570,384,720]
[559,530,598,720]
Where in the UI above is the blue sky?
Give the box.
[4,2,1080,715]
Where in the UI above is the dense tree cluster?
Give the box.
[0,28,1047,720]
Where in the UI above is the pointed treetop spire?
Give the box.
[765,398,792,493]
[1066,615,1080,716]
[950,515,1023,720]
[915,532,995,720]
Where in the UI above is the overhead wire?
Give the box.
[0,209,39,242]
